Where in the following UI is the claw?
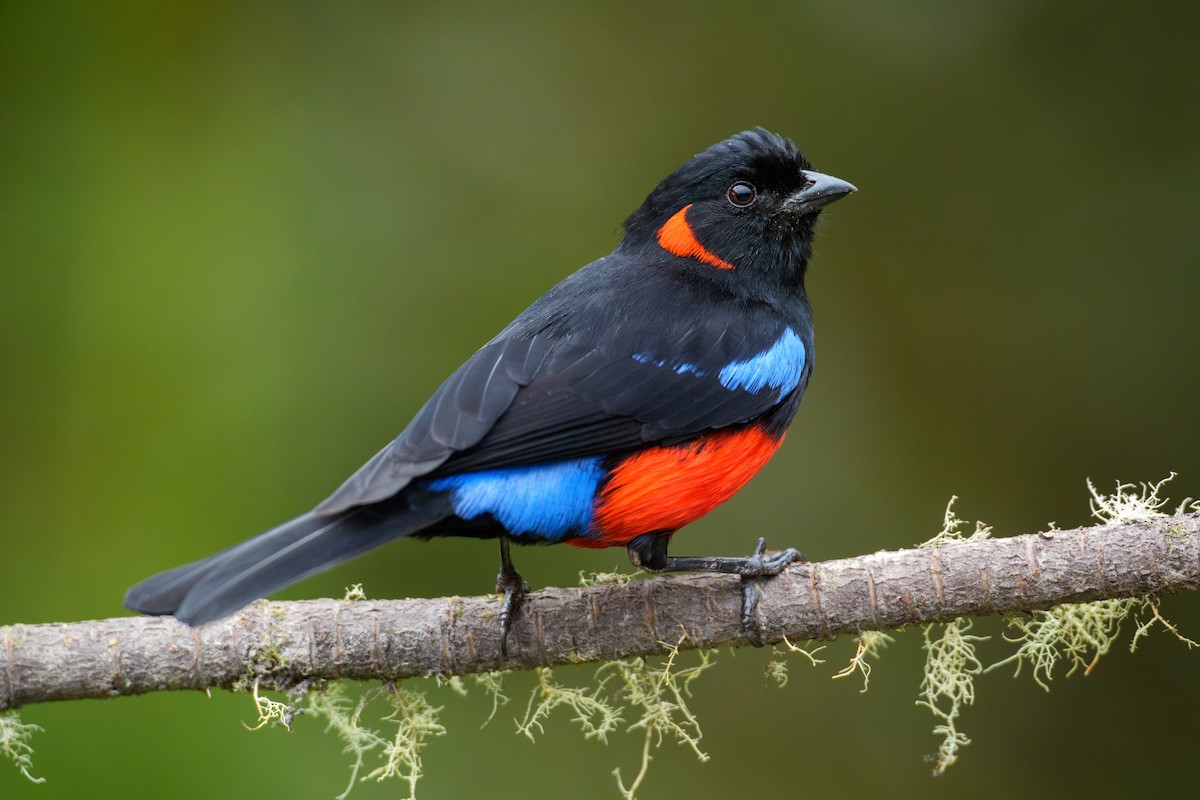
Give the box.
[739,539,803,645]
[626,534,802,645]
[496,537,528,657]
[760,546,802,575]
[743,537,802,577]
[497,570,528,657]
[741,580,764,645]
[752,536,767,560]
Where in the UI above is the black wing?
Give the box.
[315,334,554,513]
[316,306,805,516]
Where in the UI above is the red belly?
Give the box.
[580,426,784,547]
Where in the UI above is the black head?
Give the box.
[621,128,854,294]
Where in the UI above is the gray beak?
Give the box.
[784,170,857,216]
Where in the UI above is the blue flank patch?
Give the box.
[425,457,606,542]
[718,327,805,399]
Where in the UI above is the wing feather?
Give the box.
[315,279,807,516]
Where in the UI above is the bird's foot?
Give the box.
[626,534,803,646]
[741,536,803,577]
[740,538,804,646]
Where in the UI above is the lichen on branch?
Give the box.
[1,482,1198,795]
[0,710,43,784]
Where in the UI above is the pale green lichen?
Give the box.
[0,710,44,784]
[229,474,1195,795]
[307,682,445,800]
[910,499,992,773]
[308,685,377,800]
[516,666,623,743]
[607,639,713,800]
[515,633,714,800]
[1086,473,1180,523]
[920,496,993,548]
[342,583,368,602]
[991,594,1198,692]
[365,687,446,797]
[578,569,638,587]
[993,475,1196,691]
[990,601,1134,690]
[243,677,298,731]
[1130,599,1198,652]
[434,674,468,697]
[833,630,895,692]
[472,671,509,727]
[917,619,986,776]
[765,637,826,687]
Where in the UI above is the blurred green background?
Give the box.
[3,2,1199,798]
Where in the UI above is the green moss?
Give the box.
[258,645,287,670]
[444,597,466,624]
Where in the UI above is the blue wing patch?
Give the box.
[718,327,805,399]
[425,457,606,541]
[631,352,705,378]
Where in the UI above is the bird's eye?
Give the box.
[727,182,756,207]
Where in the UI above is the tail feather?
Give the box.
[125,500,447,626]
[123,558,217,616]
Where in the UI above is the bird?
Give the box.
[125,128,855,645]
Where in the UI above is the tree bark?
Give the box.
[3,513,1197,711]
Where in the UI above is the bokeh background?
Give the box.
[2,2,1198,798]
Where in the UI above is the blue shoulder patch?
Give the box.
[718,327,805,399]
[424,457,606,542]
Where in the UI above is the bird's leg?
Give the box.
[496,536,529,656]
[627,534,803,645]
[628,533,802,577]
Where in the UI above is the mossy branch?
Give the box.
[2,512,1198,712]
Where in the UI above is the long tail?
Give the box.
[125,499,447,626]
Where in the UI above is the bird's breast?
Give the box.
[578,425,785,547]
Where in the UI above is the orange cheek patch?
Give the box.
[656,204,737,270]
[581,426,784,547]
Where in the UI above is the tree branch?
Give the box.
[3,513,1197,711]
